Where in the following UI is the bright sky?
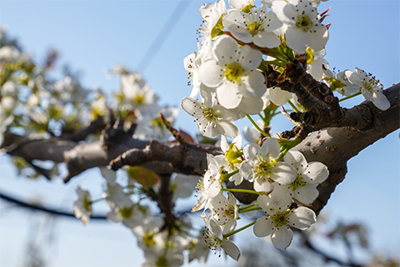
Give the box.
[0,0,399,266]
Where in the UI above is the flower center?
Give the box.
[83,194,92,212]
[118,206,134,219]
[202,106,217,121]
[362,80,374,93]
[225,144,243,169]
[271,209,291,228]
[289,174,307,191]
[133,93,145,104]
[254,157,273,179]
[224,62,245,83]
[203,228,222,252]
[247,21,263,36]
[143,231,156,247]
[296,15,312,31]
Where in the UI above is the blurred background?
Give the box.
[0,0,399,266]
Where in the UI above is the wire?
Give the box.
[135,0,192,73]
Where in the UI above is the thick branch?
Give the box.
[109,140,221,176]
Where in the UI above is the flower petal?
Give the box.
[199,60,224,87]
[271,227,293,250]
[285,27,311,53]
[214,35,239,64]
[254,216,274,237]
[216,82,242,109]
[270,162,296,184]
[221,240,241,261]
[302,161,329,184]
[293,184,319,205]
[288,206,316,230]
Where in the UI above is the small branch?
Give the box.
[0,190,107,220]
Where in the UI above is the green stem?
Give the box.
[287,100,300,113]
[222,188,263,195]
[246,114,270,138]
[239,206,262,213]
[221,169,239,183]
[223,221,256,239]
[238,203,258,213]
[90,198,104,204]
[339,91,361,102]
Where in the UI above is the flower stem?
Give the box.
[287,100,300,113]
[223,221,256,239]
[238,203,258,213]
[246,114,270,138]
[239,206,262,213]
[222,188,263,195]
[339,91,361,102]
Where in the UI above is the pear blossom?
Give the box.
[272,0,329,53]
[202,214,241,260]
[72,186,92,225]
[107,197,144,228]
[181,94,239,139]
[197,0,227,59]
[342,68,390,111]
[282,150,329,205]
[240,138,296,193]
[192,154,225,212]
[199,35,266,110]
[253,193,316,250]
[209,193,239,233]
[223,8,282,48]
[188,234,210,263]
[120,72,158,111]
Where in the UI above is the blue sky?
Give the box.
[0,0,399,266]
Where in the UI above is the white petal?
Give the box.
[285,27,311,53]
[288,206,316,230]
[253,31,281,48]
[199,60,224,87]
[243,143,259,159]
[236,96,265,115]
[181,97,202,118]
[309,25,329,52]
[267,87,292,105]
[240,71,266,98]
[216,120,239,138]
[369,91,391,111]
[239,161,253,181]
[217,82,242,109]
[238,45,262,71]
[293,184,319,205]
[270,162,296,184]
[254,217,274,237]
[302,161,329,184]
[221,240,241,261]
[271,227,293,250]
[260,138,280,158]
[214,35,239,65]
[207,181,221,198]
[254,177,274,193]
[284,150,308,173]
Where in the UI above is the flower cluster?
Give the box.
[182,0,389,140]
[73,167,210,266]
[192,135,329,257]
[180,0,389,261]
